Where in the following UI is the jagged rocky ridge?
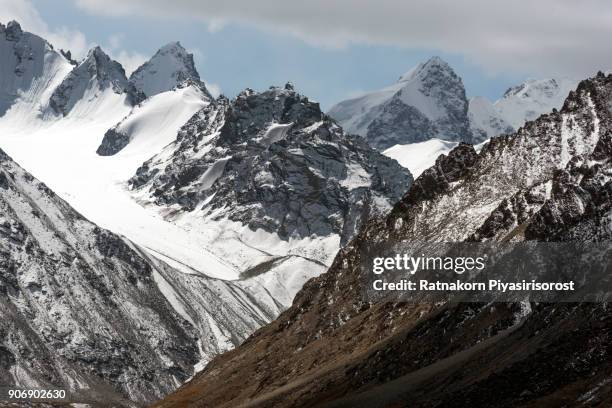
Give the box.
[157,73,612,407]
[328,57,475,149]
[129,83,413,245]
[49,46,144,116]
[0,147,293,407]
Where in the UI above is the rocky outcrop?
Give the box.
[156,73,612,408]
[96,127,130,156]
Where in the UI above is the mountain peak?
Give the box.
[79,45,129,84]
[49,45,142,116]
[501,77,575,99]
[6,20,22,31]
[89,44,105,55]
[129,83,411,245]
[398,56,452,83]
[129,41,211,99]
[329,55,471,149]
[158,40,185,52]
[2,20,24,41]
[495,77,578,128]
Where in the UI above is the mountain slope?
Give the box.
[0,23,340,406]
[328,57,474,149]
[156,72,612,408]
[0,20,72,120]
[0,24,412,404]
[129,42,211,99]
[96,84,210,156]
[0,145,313,406]
[0,147,201,405]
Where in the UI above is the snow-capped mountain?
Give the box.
[49,46,143,117]
[328,56,474,149]
[130,83,412,248]
[330,58,579,161]
[0,21,72,120]
[494,77,578,129]
[159,72,612,408]
[466,78,578,141]
[0,147,291,406]
[129,42,211,99]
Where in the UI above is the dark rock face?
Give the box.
[155,73,612,408]
[96,128,130,156]
[130,84,412,244]
[328,57,474,150]
[49,46,144,116]
[366,98,436,147]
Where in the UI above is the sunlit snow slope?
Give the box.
[383,139,459,178]
[383,138,491,178]
[0,86,243,278]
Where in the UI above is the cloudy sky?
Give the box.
[2,0,611,109]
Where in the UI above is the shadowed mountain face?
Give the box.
[155,73,612,408]
[328,57,475,149]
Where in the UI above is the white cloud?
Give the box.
[73,0,612,78]
[104,33,147,75]
[0,0,89,59]
[206,82,221,98]
[113,50,147,75]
